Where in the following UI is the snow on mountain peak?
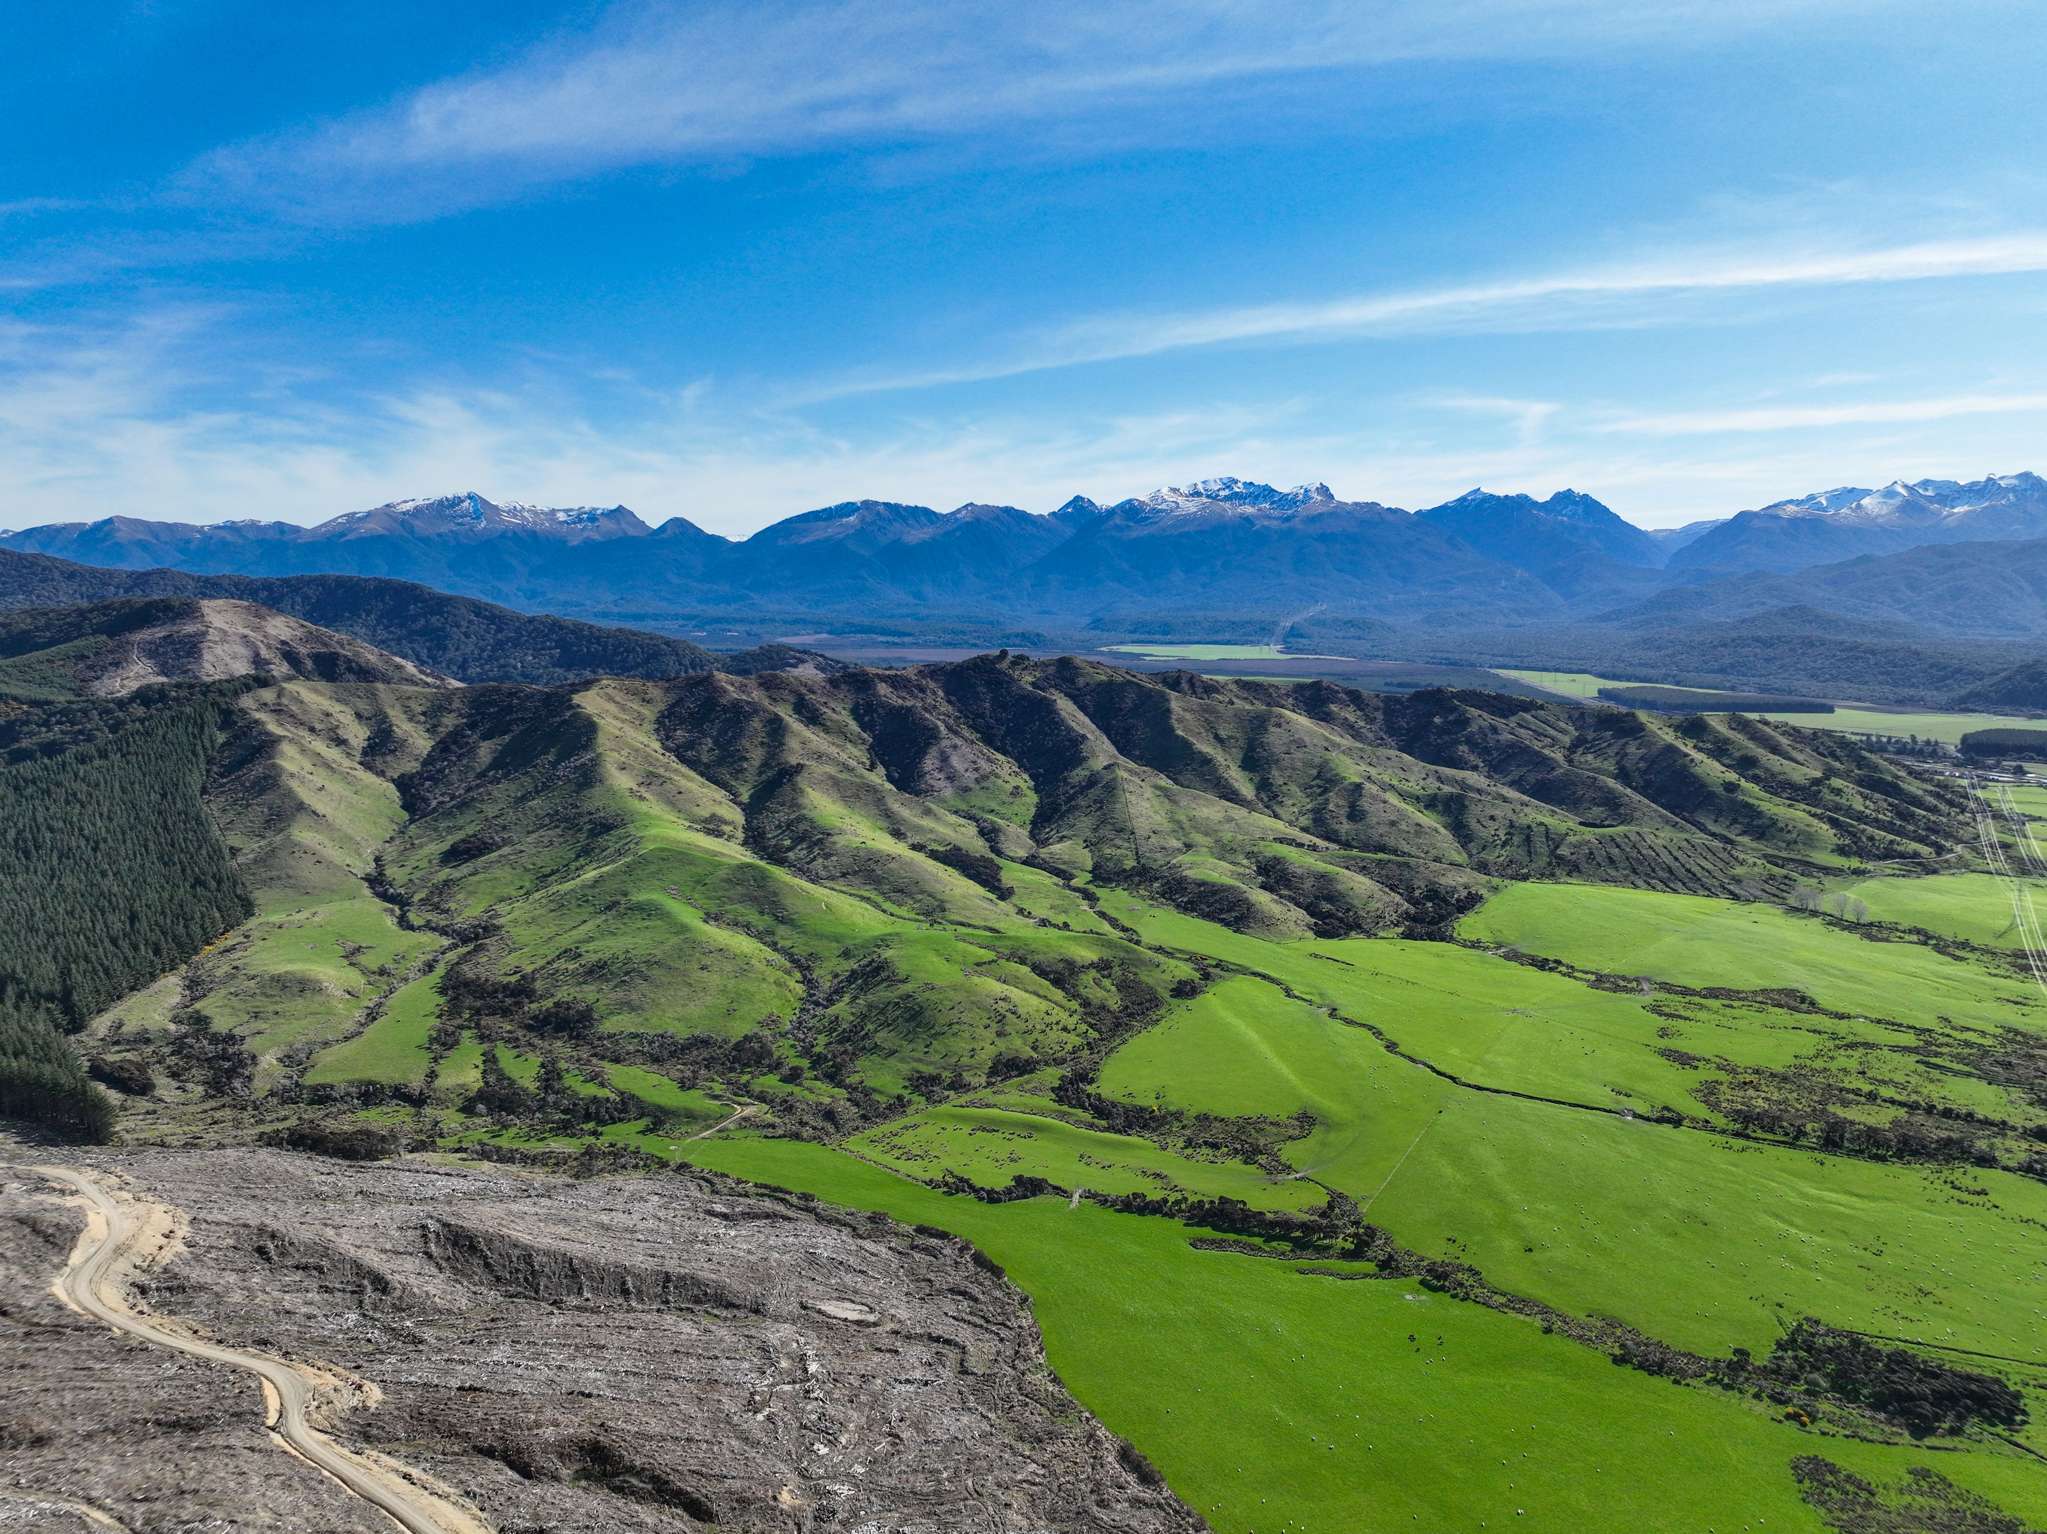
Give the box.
[1142,476,1335,514]
[308,493,645,539]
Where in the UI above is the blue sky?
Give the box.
[4,0,2045,534]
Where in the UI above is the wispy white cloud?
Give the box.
[0,197,87,219]
[6,299,2042,538]
[0,304,1321,532]
[808,231,2047,396]
[1600,390,2047,435]
[180,0,1906,220]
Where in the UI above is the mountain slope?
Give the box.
[0,550,746,684]
[0,598,448,699]
[1416,488,1666,597]
[1951,658,2047,713]
[1024,489,1563,623]
[6,472,2042,629]
[1632,535,2047,639]
[1442,606,2030,708]
[1671,473,2047,576]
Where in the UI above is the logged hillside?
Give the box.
[0,597,448,699]
[47,654,1969,1143]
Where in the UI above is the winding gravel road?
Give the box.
[32,1164,490,1534]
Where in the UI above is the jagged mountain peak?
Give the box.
[1749,472,2045,527]
[1414,485,1662,578]
[1672,468,2047,576]
[947,501,1035,522]
[1433,487,1615,519]
[1761,481,1945,528]
[317,492,650,539]
[7,465,2043,617]
[1138,476,1336,515]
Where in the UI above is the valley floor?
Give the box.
[669,869,2047,1534]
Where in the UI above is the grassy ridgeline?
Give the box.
[0,683,252,1139]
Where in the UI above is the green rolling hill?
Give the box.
[7,620,2047,1532]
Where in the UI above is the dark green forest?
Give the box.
[0,682,252,1139]
[1959,727,2047,759]
[1596,685,1833,714]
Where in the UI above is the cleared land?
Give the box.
[2,1149,1192,1533]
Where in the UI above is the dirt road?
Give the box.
[30,1164,491,1534]
[687,1102,758,1141]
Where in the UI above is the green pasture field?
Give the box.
[853,1100,1325,1209]
[661,868,2047,1529]
[1497,669,2044,743]
[1496,668,1678,699]
[1103,642,1301,660]
[602,1063,727,1125]
[1839,869,2047,949]
[195,896,439,1070]
[1777,704,2047,745]
[2001,783,2047,816]
[494,1042,611,1097]
[1103,890,2036,1127]
[1088,895,2047,1347]
[433,1032,487,1094]
[301,959,450,1087]
[683,1134,2047,1534]
[1459,880,2046,1038]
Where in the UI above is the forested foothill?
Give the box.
[0,680,253,1139]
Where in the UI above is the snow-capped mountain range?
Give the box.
[1757,473,2046,527]
[1667,471,2047,574]
[1138,476,1337,514]
[3,472,2041,625]
[320,492,650,540]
